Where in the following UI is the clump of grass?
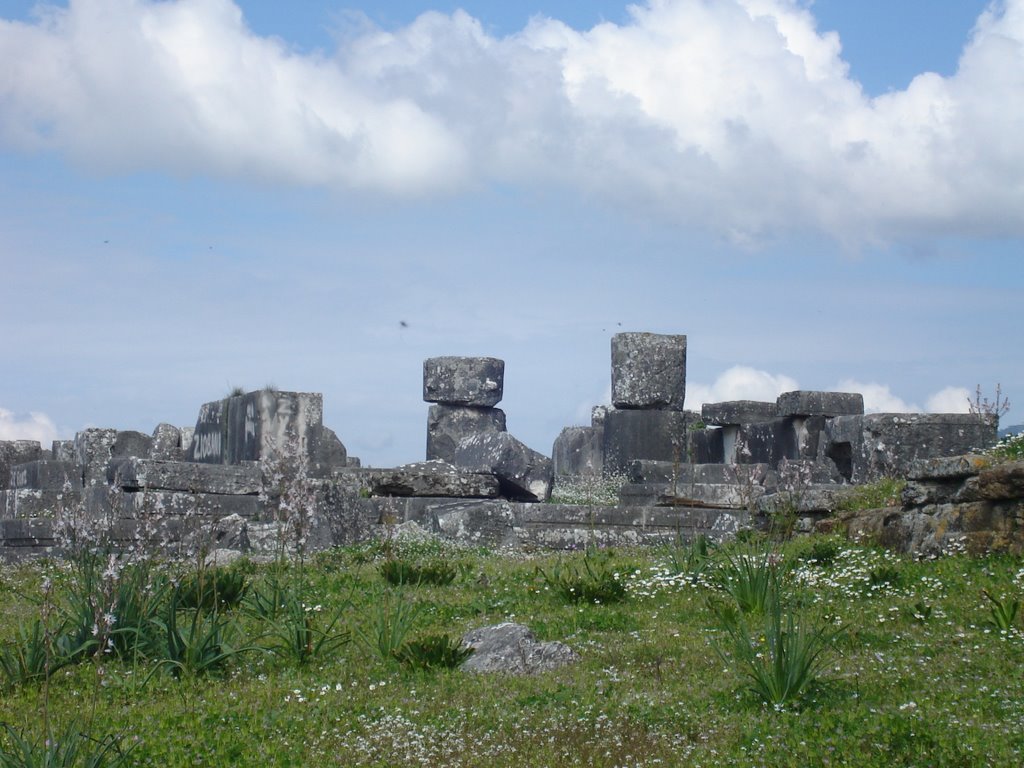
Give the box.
[983,589,1019,631]
[176,566,248,613]
[0,722,134,768]
[833,477,906,512]
[379,558,457,587]
[392,634,473,670]
[713,542,785,615]
[536,549,627,604]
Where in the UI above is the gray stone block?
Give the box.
[310,425,347,476]
[112,430,153,459]
[0,441,43,491]
[189,390,324,465]
[702,400,778,426]
[108,458,263,495]
[602,408,689,473]
[687,427,724,464]
[552,426,604,477]
[452,432,553,502]
[461,623,578,675]
[151,423,183,461]
[625,460,777,487]
[611,332,687,410]
[1,488,80,519]
[9,460,78,491]
[361,461,500,498]
[52,440,75,462]
[907,454,990,480]
[825,413,998,484]
[777,391,864,417]
[423,356,504,407]
[74,429,117,487]
[426,404,506,463]
[0,518,55,547]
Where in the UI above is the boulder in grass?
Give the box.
[460,623,579,675]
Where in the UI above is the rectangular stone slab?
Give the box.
[108,458,263,495]
[777,391,864,417]
[702,400,779,426]
[9,460,79,491]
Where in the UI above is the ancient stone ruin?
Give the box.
[2,332,1016,562]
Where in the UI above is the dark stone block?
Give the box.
[113,430,153,459]
[687,427,724,464]
[310,425,348,476]
[108,458,263,495]
[74,429,117,487]
[0,441,43,491]
[611,332,687,410]
[777,391,864,417]
[602,409,689,473]
[426,404,506,463]
[702,400,778,426]
[361,461,500,498]
[452,432,553,502]
[9,460,78,491]
[1,488,79,519]
[552,426,604,477]
[151,423,182,461]
[52,440,75,462]
[423,357,504,407]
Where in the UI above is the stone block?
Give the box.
[611,332,687,410]
[151,423,183,461]
[977,461,1024,501]
[428,499,521,547]
[602,408,689,474]
[452,432,553,502]
[52,440,75,462]
[908,454,991,481]
[0,441,43,490]
[310,425,347,476]
[687,427,724,464]
[426,404,506,463]
[551,426,604,477]
[74,429,117,487]
[825,413,998,484]
[1,488,79,518]
[361,461,500,498]
[115,490,260,520]
[0,518,55,547]
[777,391,864,417]
[9,461,78,491]
[112,430,153,459]
[108,458,263,495]
[423,356,504,407]
[702,400,779,426]
[461,623,578,675]
[189,390,324,465]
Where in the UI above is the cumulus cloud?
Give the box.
[2,0,1023,240]
[926,386,972,414]
[0,408,59,444]
[686,365,799,409]
[835,379,920,413]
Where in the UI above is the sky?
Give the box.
[1,0,1021,467]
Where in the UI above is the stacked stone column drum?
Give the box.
[424,356,553,502]
[603,333,690,474]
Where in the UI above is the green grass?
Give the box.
[0,538,1021,767]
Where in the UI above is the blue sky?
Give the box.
[1,0,1021,466]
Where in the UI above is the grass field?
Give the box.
[0,533,1021,767]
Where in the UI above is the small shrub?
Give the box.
[176,567,248,613]
[536,550,627,605]
[788,535,843,568]
[713,590,843,707]
[392,633,473,670]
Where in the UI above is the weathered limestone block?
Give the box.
[9,460,78,491]
[426,404,506,463]
[108,458,263,495]
[452,433,553,502]
[74,429,117,486]
[423,357,504,407]
[777,391,864,417]
[702,400,779,426]
[150,423,183,461]
[109,489,261,520]
[642,482,770,510]
[0,441,43,491]
[611,332,687,410]
[756,486,846,515]
[736,417,830,468]
[430,499,520,547]
[310,425,348,476]
[626,460,777,488]
[1,488,79,519]
[51,440,75,462]
[908,454,991,480]
[362,461,500,498]
[602,408,689,474]
[112,430,153,459]
[552,426,604,477]
[189,390,323,465]
[0,518,55,548]
[687,427,724,464]
[977,461,1024,501]
[461,623,579,675]
[825,414,998,484]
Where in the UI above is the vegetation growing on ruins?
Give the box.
[832,476,907,512]
[987,430,1024,463]
[0,534,1021,767]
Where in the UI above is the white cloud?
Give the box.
[0,408,59,445]
[835,379,919,413]
[2,0,1023,240]
[926,386,972,414]
[687,365,799,409]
